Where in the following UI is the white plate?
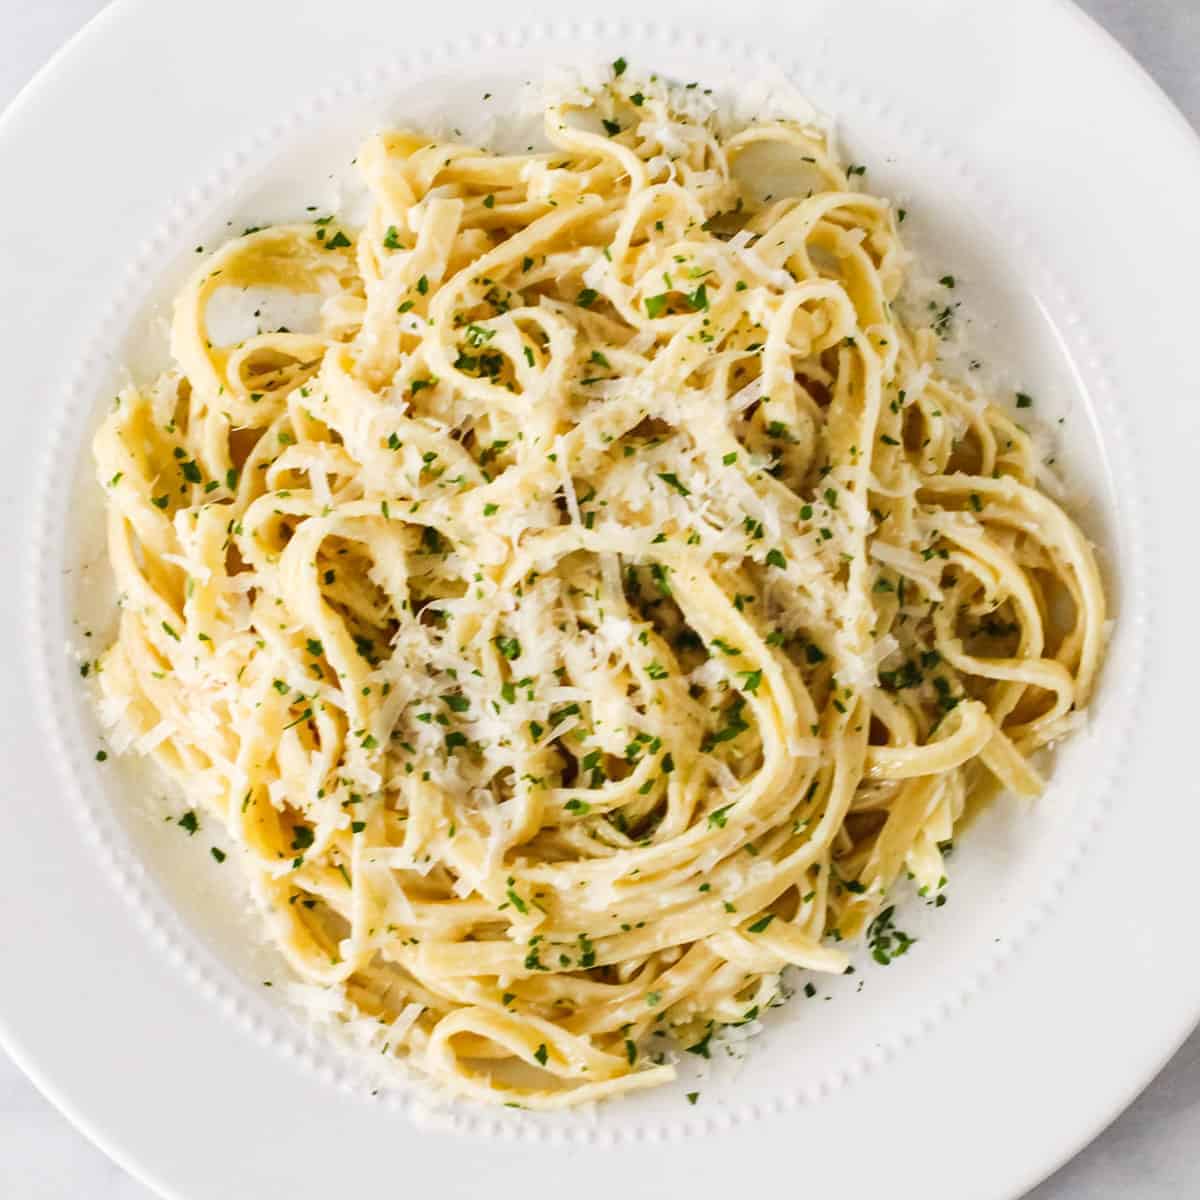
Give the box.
[2,0,1198,1196]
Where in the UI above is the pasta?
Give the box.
[91,68,1108,1108]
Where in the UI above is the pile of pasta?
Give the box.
[93,72,1106,1107]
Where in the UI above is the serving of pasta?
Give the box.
[91,67,1107,1108]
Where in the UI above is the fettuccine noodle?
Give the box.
[91,70,1107,1107]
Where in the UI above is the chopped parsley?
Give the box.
[494,635,521,660]
[684,1027,714,1059]
[867,905,917,965]
[738,669,763,694]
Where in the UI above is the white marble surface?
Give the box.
[2,1,1198,1195]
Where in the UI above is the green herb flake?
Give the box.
[867,904,918,965]
[494,635,521,660]
[738,669,763,694]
